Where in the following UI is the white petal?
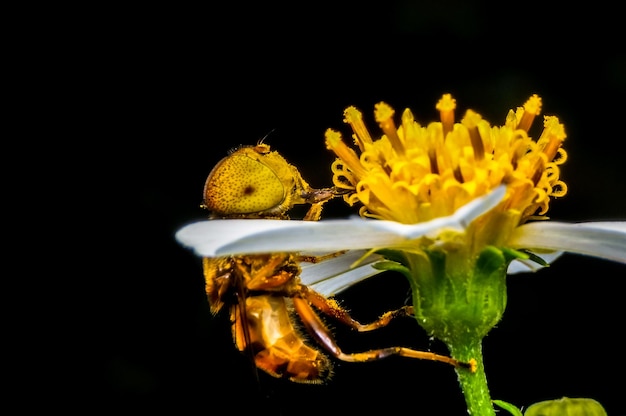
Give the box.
[175,185,506,257]
[175,220,323,257]
[299,250,384,296]
[507,251,564,274]
[508,221,626,265]
[309,265,383,297]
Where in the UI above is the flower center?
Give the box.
[325,94,567,230]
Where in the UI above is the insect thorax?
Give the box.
[203,253,303,313]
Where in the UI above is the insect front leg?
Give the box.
[291,296,474,370]
[299,284,414,332]
[302,201,325,221]
[301,186,345,221]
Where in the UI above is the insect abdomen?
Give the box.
[234,295,332,383]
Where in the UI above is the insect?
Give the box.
[200,142,474,383]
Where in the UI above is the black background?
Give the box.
[65,2,626,415]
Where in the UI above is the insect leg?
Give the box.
[291,296,475,371]
[299,284,414,332]
[301,186,345,221]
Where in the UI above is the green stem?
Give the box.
[377,246,512,415]
[449,338,495,416]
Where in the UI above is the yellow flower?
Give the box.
[176,94,626,416]
[325,94,567,252]
[176,95,625,290]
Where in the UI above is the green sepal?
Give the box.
[407,245,509,343]
[501,247,530,263]
[517,249,551,267]
[374,248,411,267]
[372,249,415,284]
[373,260,411,278]
[493,400,523,416]
[475,246,509,283]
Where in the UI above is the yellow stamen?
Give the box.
[538,116,567,162]
[436,94,456,138]
[325,129,368,179]
[516,94,542,132]
[343,106,373,152]
[326,94,567,230]
[374,102,405,157]
[462,109,485,161]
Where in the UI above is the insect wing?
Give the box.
[231,272,261,384]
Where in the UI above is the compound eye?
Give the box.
[203,152,285,215]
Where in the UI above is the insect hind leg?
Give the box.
[291,296,476,371]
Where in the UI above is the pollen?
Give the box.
[326,94,568,226]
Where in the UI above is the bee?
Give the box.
[199,143,473,383]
